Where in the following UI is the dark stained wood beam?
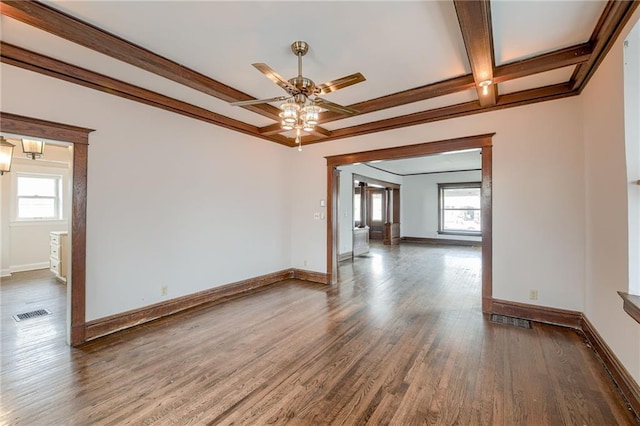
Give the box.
[0,42,293,147]
[318,74,477,122]
[303,83,576,146]
[493,43,593,83]
[2,38,579,149]
[0,0,283,122]
[454,0,496,106]
[571,0,639,91]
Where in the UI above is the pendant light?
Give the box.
[0,136,15,175]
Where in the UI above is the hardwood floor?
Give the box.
[1,244,636,425]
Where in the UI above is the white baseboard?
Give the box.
[1,268,12,278]
[10,262,50,273]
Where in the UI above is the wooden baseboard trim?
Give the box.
[582,315,640,419]
[338,252,353,262]
[400,236,481,247]
[85,269,292,341]
[492,298,640,420]
[491,299,582,329]
[292,268,330,284]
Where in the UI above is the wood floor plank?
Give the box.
[1,244,636,425]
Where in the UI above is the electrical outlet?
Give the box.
[161,285,168,296]
[529,289,538,300]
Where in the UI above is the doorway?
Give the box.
[326,133,494,312]
[0,136,73,347]
[0,112,92,345]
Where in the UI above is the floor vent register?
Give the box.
[490,314,532,329]
[13,309,52,322]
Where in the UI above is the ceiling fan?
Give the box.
[230,41,366,126]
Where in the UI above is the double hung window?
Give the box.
[16,174,62,220]
[438,182,481,235]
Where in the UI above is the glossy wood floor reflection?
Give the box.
[1,244,636,425]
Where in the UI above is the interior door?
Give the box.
[367,188,386,240]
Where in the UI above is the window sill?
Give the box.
[10,219,67,227]
[438,231,482,237]
[618,292,640,325]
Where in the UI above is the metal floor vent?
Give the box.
[490,314,532,329]
[13,309,52,322]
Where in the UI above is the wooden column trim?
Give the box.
[1,111,93,346]
[358,182,367,228]
[481,144,493,313]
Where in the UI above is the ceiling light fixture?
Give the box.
[478,80,493,96]
[21,138,45,159]
[0,136,15,175]
[230,41,365,151]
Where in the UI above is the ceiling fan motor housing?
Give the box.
[288,76,315,97]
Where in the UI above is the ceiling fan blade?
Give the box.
[230,95,290,107]
[252,63,296,93]
[315,72,366,95]
[314,98,360,116]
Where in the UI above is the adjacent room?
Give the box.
[1,0,639,424]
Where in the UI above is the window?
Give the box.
[16,174,62,220]
[371,192,383,221]
[438,182,481,235]
[354,193,361,226]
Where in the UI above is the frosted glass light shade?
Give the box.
[0,137,15,175]
[280,101,300,124]
[302,105,320,125]
[21,139,45,160]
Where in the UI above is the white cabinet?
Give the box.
[50,231,68,282]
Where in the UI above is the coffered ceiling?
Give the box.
[0,1,637,148]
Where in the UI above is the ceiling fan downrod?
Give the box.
[289,41,315,99]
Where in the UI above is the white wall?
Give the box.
[290,97,586,312]
[582,10,640,382]
[1,64,292,321]
[402,170,482,241]
[0,145,72,275]
[624,22,640,295]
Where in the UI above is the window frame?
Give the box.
[15,172,63,221]
[437,181,482,236]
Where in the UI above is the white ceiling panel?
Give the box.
[498,66,576,95]
[491,1,606,65]
[43,1,471,108]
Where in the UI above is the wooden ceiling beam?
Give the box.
[316,74,477,124]
[493,43,593,83]
[0,42,292,146]
[300,83,576,146]
[0,0,283,122]
[454,0,496,106]
[571,0,639,91]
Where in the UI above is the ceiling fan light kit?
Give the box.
[231,41,366,150]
